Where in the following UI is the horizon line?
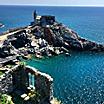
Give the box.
[0,4,104,7]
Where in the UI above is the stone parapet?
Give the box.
[0,70,13,94]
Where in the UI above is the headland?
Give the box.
[0,10,104,104]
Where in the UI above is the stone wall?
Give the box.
[25,66,53,103]
[0,65,53,104]
[12,65,29,91]
[0,70,13,94]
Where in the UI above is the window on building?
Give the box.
[28,72,35,89]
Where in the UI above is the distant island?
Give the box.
[0,10,104,104]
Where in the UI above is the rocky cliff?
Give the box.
[0,14,104,62]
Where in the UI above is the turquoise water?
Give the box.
[26,52,104,104]
[0,6,104,104]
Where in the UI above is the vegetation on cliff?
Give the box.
[0,11,104,104]
[0,93,14,104]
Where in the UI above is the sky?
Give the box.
[0,0,104,6]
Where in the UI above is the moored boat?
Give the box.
[0,23,4,28]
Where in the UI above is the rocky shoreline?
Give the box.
[0,11,103,65]
[0,11,104,104]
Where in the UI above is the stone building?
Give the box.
[40,16,55,27]
[0,64,53,104]
[31,11,55,27]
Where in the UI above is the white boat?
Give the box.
[0,23,4,28]
[65,52,71,56]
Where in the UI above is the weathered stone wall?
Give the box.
[0,65,53,104]
[0,70,13,94]
[25,66,53,103]
[12,65,29,91]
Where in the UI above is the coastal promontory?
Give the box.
[0,11,104,104]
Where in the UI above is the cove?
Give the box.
[25,51,104,104]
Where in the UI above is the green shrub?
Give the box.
[0,71,3,76]
[0,94,13,104]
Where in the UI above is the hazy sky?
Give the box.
[0,0,104,6]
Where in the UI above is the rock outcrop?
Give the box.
[0,12,104,61]
[0,70,13,94]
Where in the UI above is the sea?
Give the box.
[0,5,104,104]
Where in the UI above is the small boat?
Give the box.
[0,23,4,28]
[65,52,71,56]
